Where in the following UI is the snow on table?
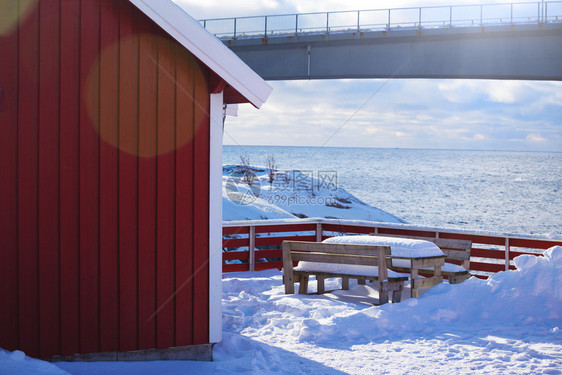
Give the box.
[323,235,444,268]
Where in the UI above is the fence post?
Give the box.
[307,45,311,78]
[504,237,510,271]
[316,223,323,242]
[295,14,299,35]
[480,5,483,26]
[511,3,513,23]
[264,16,268,38]
[387,9,391,29]
[538,2,541,23]
[450,6,453,26]
[249,226,255,271]
[419,7,422,29]
[326,12,329,33]
[357,10,361,32]
[233,18,237,39]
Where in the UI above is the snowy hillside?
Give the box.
[223,165,406,223]
[3,246,562,374]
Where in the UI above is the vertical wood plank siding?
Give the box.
[174,42,195,348]
[99,0,120,354]
[156,35,175,350]
[79,0,101,355]
[0,0,20,355]
[17,1,40,357]
[137,28,158,351]
[193,56,211,346]
[118,2,140,352]
[38,0,62,358]
[0,0,211,358]
[59,0,81,357]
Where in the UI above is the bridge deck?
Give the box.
[199,2,562,81]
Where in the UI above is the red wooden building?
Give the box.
[0,0,271,360]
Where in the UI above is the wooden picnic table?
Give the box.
[323,235,446,298]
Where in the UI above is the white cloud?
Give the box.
[437,80,533,104]
[485,81,525,103]
[526,134,547,142]
[471,133,487,141]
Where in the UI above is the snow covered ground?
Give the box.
[3,246,562,374]
[223,165,405,223]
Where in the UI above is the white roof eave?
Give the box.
[129,0,272,108]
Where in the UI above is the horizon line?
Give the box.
[222,144,562,154]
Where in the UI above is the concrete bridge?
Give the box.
[201,2,562,81]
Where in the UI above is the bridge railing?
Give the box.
[222,218,562,279]
[201,1,562,39]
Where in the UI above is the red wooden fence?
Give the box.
[222,220,562,278]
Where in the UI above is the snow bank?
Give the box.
[223,195,295,221]
[217,248,562,373]
[0,350,69,375]
[223,165,405,223]
[220,247,562,346]
[302,246,562,344]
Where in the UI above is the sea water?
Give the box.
[223,145,562,236]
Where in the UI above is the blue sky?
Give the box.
[176,0,562,152]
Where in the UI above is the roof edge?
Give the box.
[129,0,272,108]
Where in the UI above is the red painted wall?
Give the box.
[0,0,211,358]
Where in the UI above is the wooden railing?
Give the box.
[222,219,562,279]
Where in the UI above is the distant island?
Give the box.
[222,165,406,223]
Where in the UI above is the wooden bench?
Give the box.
[282,241,408,304]
[425,238,472,284]
[370,234,472,285]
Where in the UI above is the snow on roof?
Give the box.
[129,0,272,108]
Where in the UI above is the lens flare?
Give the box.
[84,33,209,158]
[0,0,37,36]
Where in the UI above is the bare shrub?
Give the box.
[265,154,277,185]
[240,154,253,186]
